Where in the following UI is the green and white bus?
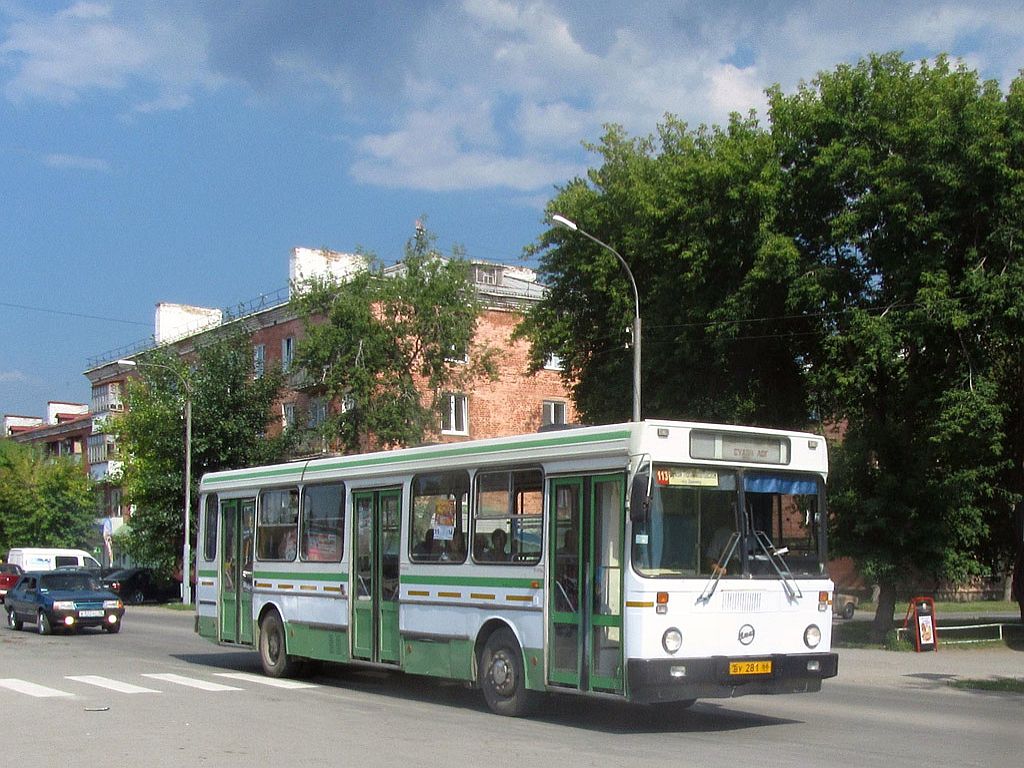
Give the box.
[195,419,838,715]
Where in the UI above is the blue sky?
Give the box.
[2,0,1022,417]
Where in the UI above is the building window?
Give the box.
[544,354,564,371]
[440,393,468,435]
[281,337,295,373]
[282,402,297,430]
[308,397,328,428]
[543,400,567,427]
[253,344,266,378]
[474,265,501,286]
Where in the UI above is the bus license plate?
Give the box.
[729,660,772,675]
[79,610,104,618]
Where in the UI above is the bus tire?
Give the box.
[479,628,537,717]
[259,611,299,678]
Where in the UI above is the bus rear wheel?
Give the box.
[259,611,300,678]
[479,628,537,717]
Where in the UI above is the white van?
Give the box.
[6,548,102,573]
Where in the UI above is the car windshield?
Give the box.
[104,569,131,580]
[40,573,100,591]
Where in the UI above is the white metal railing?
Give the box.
[897,622,1020,645]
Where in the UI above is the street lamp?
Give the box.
[551,214,642,423]
[117,358,192,606]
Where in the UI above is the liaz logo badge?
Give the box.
[738,624,756,645]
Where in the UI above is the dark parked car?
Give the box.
[0,563,23,604]
[5,570,124,634]
[101,567,178,605]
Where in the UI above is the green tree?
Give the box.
[769,53,1020,634]
[291,225,496,453]
[0,440,96,554]
[519,115,809,427]
[115,333,293,572]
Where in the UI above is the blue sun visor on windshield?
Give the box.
[743,474,818,495]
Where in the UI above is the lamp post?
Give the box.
[551,214,642,423]
[117,358,192,606]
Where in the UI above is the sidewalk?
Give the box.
[836,645,1022,689]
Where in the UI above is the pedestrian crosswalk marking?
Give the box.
[215,672,318,689]
[142,673,243,691]
[0,678,74,698]
[66,675,162,694]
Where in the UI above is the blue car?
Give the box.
[5,570,125,634]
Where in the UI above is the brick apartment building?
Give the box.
[3,402,92,471]
[82,246,576,521]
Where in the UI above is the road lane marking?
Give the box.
[66,675,162,694]
[142,673,243,691]
[214,672,318,689]
[0,678,74,698]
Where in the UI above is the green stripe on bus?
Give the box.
[402,574,538,589]
[203,427,631,487]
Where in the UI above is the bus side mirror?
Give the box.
[629,483,649,523]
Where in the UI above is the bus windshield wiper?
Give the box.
[696,532,740,605]
[752,531,802,602]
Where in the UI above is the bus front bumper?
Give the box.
[626,652,839,704]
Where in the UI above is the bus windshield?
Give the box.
[631,467,824,578]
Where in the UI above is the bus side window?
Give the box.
[409,470,469,564]
[257,488,299,561]
[300,483,345,562]
[203,495,217,561]
[473,468,542,565]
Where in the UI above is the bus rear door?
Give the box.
[352,488,402,664]
[548,475,624,694]
[220,497,255,645]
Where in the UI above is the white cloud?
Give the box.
[0,370,29,383]
[42,153,111,172]
[0,2,219,111]
[3,0,1022,195]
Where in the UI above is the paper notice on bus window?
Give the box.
[432,499,456,540]
[433,525,455,541]
[656,468,719,487]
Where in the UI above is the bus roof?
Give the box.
[199,420,827,494]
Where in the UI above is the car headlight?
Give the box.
[103,600,123,609]
[662,627,683,654]
[804,624,822,649]
[52,601,76,610]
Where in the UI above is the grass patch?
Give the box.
[856,600,1018,616]
[949,677,1024,694]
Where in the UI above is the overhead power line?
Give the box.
[0,300,150,327]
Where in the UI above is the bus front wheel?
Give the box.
[479,628,537,717]
[259,611,300,678]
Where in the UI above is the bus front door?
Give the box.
[548,475,624,693]
[352,489,402,664]
[219,498,255,645]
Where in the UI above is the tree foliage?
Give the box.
[291,226,496,453]
[518,115,810,427]
[0,440,96,555]
[521,52,1024,628]
[114,333,293,572]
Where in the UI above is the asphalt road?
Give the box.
[1,606,1019,767]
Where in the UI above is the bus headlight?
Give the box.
[662,628,683,654]
[803,624,822,649]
